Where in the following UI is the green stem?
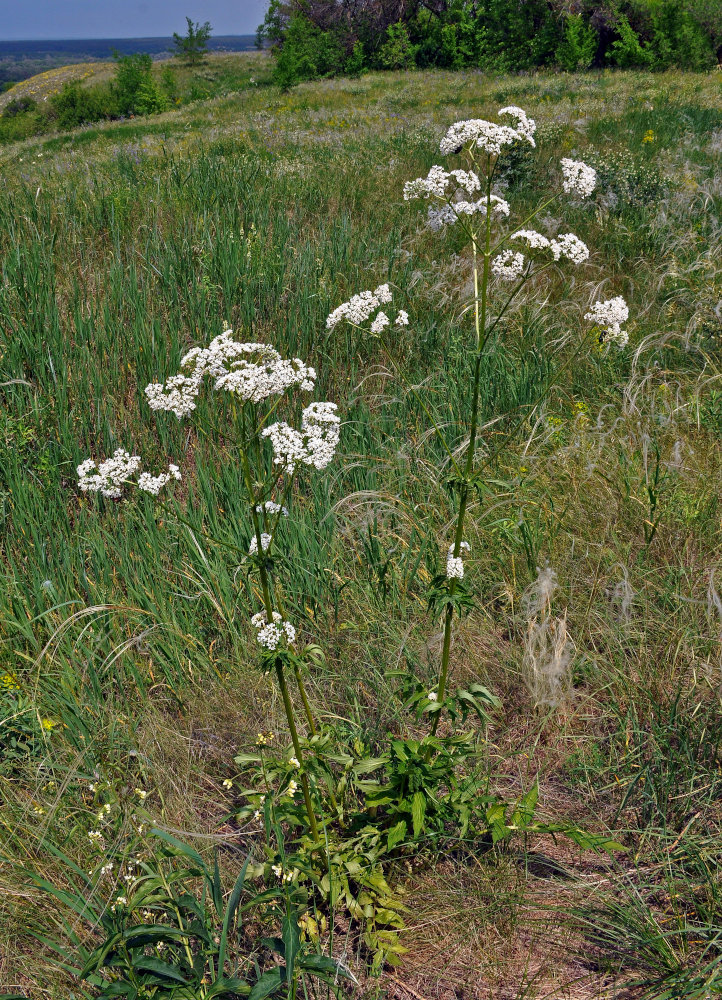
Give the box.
[237,406,320,841]
[430,169,492,737]
[275,657,320,842]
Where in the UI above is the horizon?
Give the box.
[0,33,256,42]
[0,0,268,41]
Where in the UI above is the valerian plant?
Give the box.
[326,106,631,734]
[77,333,341,841]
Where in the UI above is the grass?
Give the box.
[1,54,721,997]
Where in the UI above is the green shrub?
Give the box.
[2,95,37,117]
[113,52,167,116]
[273,14,344,90]
[50,82,112,129]
[345,40,366,77]
[607,13,653,68]
[556,14,598,71]
[379,21,418,70]
[649,0,715,69]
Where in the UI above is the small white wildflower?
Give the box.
[248,532,272,556]
[395,310,409,326]
[289,757,300,769]
[511,230,551,251]
[446,556,464,579]
[255,501,289,517]
[428,691,438,701]
[326,284,393,329]
[262,402,340,474]
[560,158,597,198]
[77,449,141,499]
[134,788,147,801]
[491,250,525,281]
[370,311,390,334]
[550,232,589,265]
[439,107,536,156]
[222,778,233,789]
[286,780,298,796]
[585,296,630,346]
[253,809,261,820]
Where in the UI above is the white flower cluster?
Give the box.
[585,296,630,346]
[248,532,272,555]
[137,465,181,496]
[550,233,590,264]
[255,501,289,517]
[77,450,141,499]
[439,106,536,156]
[77,451,181,499]
[445,541,471,580]
[404,163,511,232]
[511,230,589,265]
[491,250,526,281]
[145,330,316,420]
[325,283,392,329]
[251,609,296,650]
[325,283,409,335]
[262,401,340,474]
[560,158,597,199]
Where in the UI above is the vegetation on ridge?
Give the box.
[0,56,721,999]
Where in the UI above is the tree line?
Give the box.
[257,0,722,87]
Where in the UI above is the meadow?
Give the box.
[1,53,721,999]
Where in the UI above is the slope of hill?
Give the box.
[1,58,721,998]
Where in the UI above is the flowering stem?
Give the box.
[430,168,492,737]
[274,657,320,842]
[237,406,321,841]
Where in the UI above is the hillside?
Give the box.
[1,57,721,998]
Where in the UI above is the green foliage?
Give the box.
[379,22,417,71]
[2,95,37,117]
[114,53,167,116]
[556,14,598,71]
[649,0,716,70]
[607,13,653,68]
[172,17,213,65]
[21,831,351,999]
[50,82,112,129]
[272,15,344,90]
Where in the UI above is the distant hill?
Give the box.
[0,36,259,87]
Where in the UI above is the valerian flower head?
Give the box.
[325,284,392,330]
[77,450,141,498]
[439,106,536,157]
[255,501,289,517]
[248,533,272,556]
[145,331,316,419]
[251,609,296,650]
[585,296,630,346]
[262,402,340,473]
[560,158,597,199]
[510,230,589,265]
[511,230,551,251]
[370,311,390,334]
[445,541,470,579]
[78,451,181,499]
[492,250,526,281]
[446,556,465,579]
[550,233,590,264]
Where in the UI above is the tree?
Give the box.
[172,17,212,65]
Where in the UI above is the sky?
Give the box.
[0,0,268,40]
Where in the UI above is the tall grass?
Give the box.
[1,59,721,997]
